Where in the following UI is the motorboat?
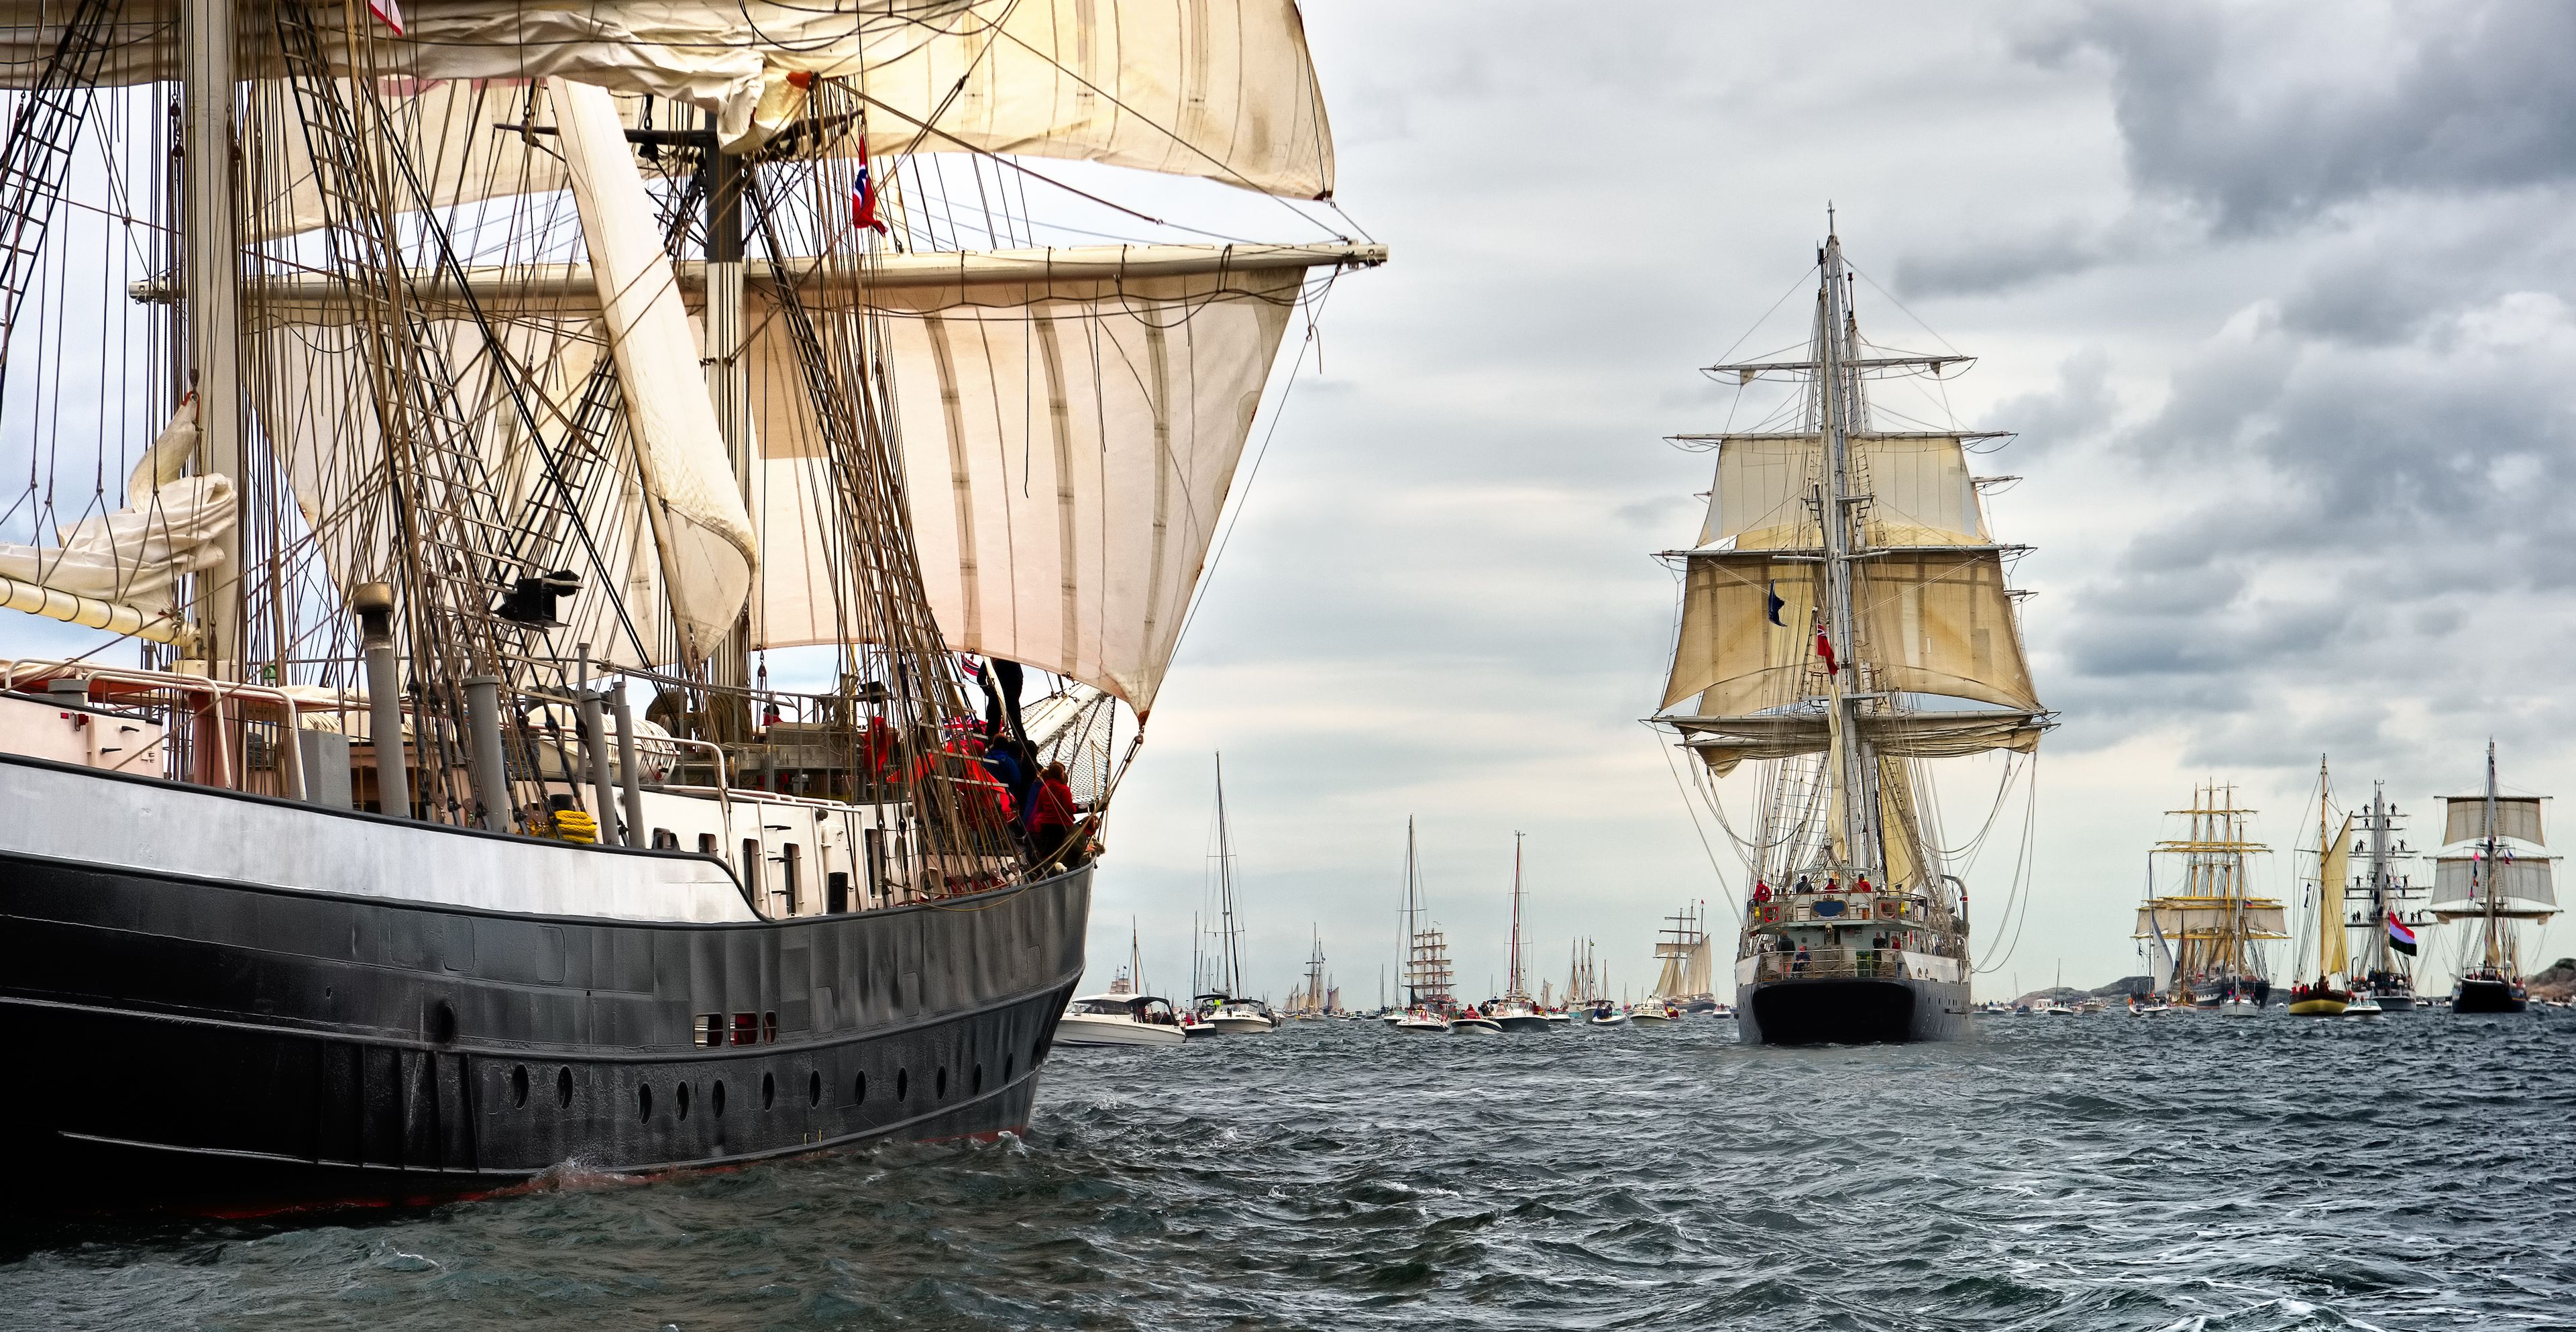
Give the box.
[1629,1001,1680,1026]
[1198,992,1279,1035]
[1540,1009,1575,1029]
[2341,993,2383,1017]
[1391,1007,1452,1034]
[1585,1002,1628,1028]
[1484,996,1553,1032]
[1055,994,1187,1047]
[1451,1007,1503,1035]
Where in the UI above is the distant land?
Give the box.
[2530,959,2575,1003]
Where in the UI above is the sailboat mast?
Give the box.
[1214,753,1242,995]
[2473,737,2493,963]
[2316,756,2332,982]
[1507,831,1525,998]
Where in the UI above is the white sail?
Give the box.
[2429,855,2557,908]
[28,0,1334,244]
[0,403,231,629]
[555,78,757,666]
[747,260,1309,715]
[2440,796,2544,847]
[2134,903,2292,938]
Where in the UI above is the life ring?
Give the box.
[1875,899,1899,921]
[1755,904,1778,924]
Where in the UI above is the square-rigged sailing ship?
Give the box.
[0,0,1379,1211]
[1652,225,2050,1045]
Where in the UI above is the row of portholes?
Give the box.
[505,1056,1011,1121]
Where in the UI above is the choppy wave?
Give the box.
[3,1012,2571,1329]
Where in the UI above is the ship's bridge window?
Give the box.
[731,1013,758,1045]
[653,828,678,850]
[697,833,719,856]
[694,1015,723,1047]
[762,1011,780,1043]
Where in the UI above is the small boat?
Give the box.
[1486,998,1553,1032]
[2341,993,2383,1017]
[2041,1001,2075,1016]
[1201,993,1280,1035]
[1056,994,1187,1047]
[1392,1006,1452,1034]
[1629,1001,1680,1025]
[2220,996,2261,1018]
[1586,1001,1628,1028]
[1540,1009,1575,1029]
[1450,1007,1503,1035]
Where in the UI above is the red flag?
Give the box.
[366,0,405,33]
[1814,627,1838,675]
[850,147,888,235]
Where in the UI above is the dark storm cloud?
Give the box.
[2017,1,2576,233]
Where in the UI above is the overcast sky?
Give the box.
[1081,0,2576,1003]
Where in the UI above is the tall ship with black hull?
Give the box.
[2432,744,2559,1014]
[0,0,1379,1212]
[1653,225,2053,1045]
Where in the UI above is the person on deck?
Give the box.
[1752,879,1772,904]
[1794,874,1812,894]
[1029,761,1081,864]
[1856,874,1872,895]
[1824,874,1840,893]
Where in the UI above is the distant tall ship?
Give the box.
[1649,904,1718,1013]
[2349,782,2426,1011]
[2432,744,2559,1015]
[2139,784,2285,1013]
[1653,223,2051,1045]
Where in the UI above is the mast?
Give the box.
[1506,831,1527,1000]
[1815,224,1876,877]
[1214,753,1242,996]
[2316,757,2332,984]
[2482,739,2503,974]
[179,0,241,676]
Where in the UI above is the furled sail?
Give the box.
[554,77,757,666]
[2133,903,2291,939]
[2429,855,2557,909]
[0,403,229,642]
[2440,796,2544,847]
[1676,710,2045,778]
[28,0,1334,242]
[746,256,1309,715]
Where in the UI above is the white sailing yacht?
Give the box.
[1652,221,2050,1044]
[1486,833,1552,1032]
[1198,755,1277,1035]
[1391,818,1453,1033]
[2432,743,2559,1015]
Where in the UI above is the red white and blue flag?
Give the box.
[851,150,887,235]
[367,0,405,34]
[2386,909,2418,956]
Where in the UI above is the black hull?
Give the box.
[1492,1015,1554,1033]
[2453,979,2528,1015]
[1735,976,1968,1045]
[2366,991,2416,1012]
[0,831,1089,1216]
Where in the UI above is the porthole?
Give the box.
[556,1066,574,1107]
[973,1063,983,1095]
[678,1082,693,1120]
[808,1070,822,1106]
[510,1064,529,1108]
[761,1072,775,1110]
[853,1071,867,1103]
[713,1079,727,1117]
[637,1083,653,1121]
[896,1068,909,1100]
[936,1066,948,1099]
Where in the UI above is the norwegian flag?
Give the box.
[1813,626,1839,676]
[851,152,888,235]
[367,0,405,34]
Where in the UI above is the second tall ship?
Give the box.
[1653,224,2052,1044]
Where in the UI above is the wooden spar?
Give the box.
[131,242,1391,311]
[0,572,196,646]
